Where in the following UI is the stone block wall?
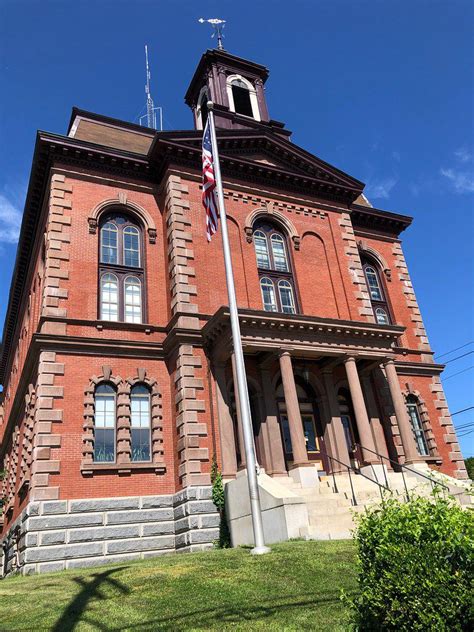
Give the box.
[1,488,219,576]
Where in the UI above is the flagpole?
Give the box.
[207,102,270,555]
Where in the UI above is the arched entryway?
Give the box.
[276,377,328,471]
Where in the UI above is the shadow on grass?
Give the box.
[107,593,356,631]
[51,567,130,632]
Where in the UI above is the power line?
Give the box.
[435,341,474,360]
[457,429,474,437]
[455,422,474,431]
[442,366,474,382]
[452,406,474,416]
[444,350,474,365]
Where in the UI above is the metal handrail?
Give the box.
[355,443,450,501]
[320,449,390,506]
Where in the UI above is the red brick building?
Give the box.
[0,48,467,574]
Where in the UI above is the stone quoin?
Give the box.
[0,46,468,575]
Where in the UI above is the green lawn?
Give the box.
[0,540,357,631]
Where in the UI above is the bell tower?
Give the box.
[184,49,288,136]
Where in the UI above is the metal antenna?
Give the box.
[198,18,226,50]
[139,45,163,131]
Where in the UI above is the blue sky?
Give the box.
[1,0,473,457]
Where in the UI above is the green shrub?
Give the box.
[211,456,231,548]
[345,492,474,631]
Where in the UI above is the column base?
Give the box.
[289,464,319,488]
[359,464,389,486]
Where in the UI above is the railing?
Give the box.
[320,449,390,506]
[355,443,450,501]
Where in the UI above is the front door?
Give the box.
[338,389,363,467]
[278,400,328,472]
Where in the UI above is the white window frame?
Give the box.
[226,74,261,121]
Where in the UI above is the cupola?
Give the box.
[184,48,288,136]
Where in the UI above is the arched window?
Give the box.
[99,213,145,323]
[130,384,151,462]
[226,75,260,121]
[406,395,429,456]
[253,222,297,314]
[94,384,116,462]
[362,258,391,325]
[260,277,277,312]
[231,79,253,117]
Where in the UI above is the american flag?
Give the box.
[202,118,219,241]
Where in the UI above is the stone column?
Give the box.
[361,374,390,462]
[278,352,309,467]
[344,357,378,463]
[260,367,287,476]
[384,359,421,463]
[214,363,238,478]
[322,369,351,472]
[230,353,246,468]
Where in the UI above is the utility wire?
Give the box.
[435,341,473,360]
[444,350,474,365]
[452,406,474,416]
[442,366,474,382]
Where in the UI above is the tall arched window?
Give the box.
[94,384,116,462]
[226,75,260,120]
[253,222,297,314]
[99,213,144,323]
[130,384,151,462]
[362,257,391,325]
[406,395,429,456]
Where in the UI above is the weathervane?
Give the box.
[198,18,226,50]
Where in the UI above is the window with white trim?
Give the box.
[253,222,297,314]
[130,384,151,462]
[99,213,145,323]
[406,394,429,456]
[362,258,392,325]
[94,384,116,462]
[226,75,260,121]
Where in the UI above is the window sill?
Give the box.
[81,461,166,476]
[422,455,443,465]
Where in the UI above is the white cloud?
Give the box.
[0,193,22,244]
[364,177,398,200]
[440,168,474,194]
[454,147,471,163]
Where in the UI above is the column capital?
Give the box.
[278,349,292,359]
[343,354,358,365]
[383,357,395,367]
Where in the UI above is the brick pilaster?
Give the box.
[392,243,431,354]
[30,352,64,501]
[429,377,468,479]
[339,212,375,321]
[175,346,210,487]
[40,173,72,336]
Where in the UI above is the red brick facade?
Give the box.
[0,48,467,554]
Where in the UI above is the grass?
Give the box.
[0,540,357,631]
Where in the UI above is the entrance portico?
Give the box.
[205,307,425,480]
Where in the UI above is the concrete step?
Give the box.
[302,525,352,540]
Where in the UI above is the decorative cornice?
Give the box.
[394,361,445,376]
[202,307,405,360]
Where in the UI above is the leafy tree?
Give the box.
[465,457,474,481]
